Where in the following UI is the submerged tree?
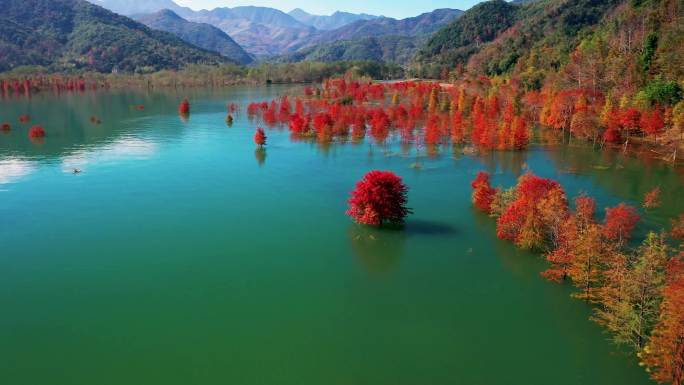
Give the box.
[178,99,190,115]
[471,172,498,214]
[346,170,411,226]
[254,128,267,147]
[28,126,45,138]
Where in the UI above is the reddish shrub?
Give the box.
[602,203,640,243]
[18,114,30,123]
[471,172,497,213]
[1,122,10,131]
[178,99,190,115]
[346,170,411,226]
[254,128,267,147]
[28,126,45,138]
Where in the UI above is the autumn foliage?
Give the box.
[28,126,45,138]
[254,128,267,147]
[471,172,497,214]
[1,123,10,131]
[178,99,190,115]
[346,170,410,226]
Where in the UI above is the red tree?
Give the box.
[254,128,267,147]
[602,203,640,244]
[642,257,684,385]
[1,122,10,131]
[346,170,411,226]
[28,126,45,138]
[471,172,498,213]
[640,109,665,140]
[178,99,190,115]
[643,187,662,209]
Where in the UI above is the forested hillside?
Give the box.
[0,0,228,73]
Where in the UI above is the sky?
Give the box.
[173,0,484,19]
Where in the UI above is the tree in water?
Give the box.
[254,128,267,147]
[346,170,411,226]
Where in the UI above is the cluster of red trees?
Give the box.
[538,88,672,147]
[472,171,684,384]
[346,170,410,226]
[1,77,103,96]
[245,78,531,153]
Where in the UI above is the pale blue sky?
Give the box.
[173,0,484,18]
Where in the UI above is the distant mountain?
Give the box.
[0,0,229,73]
[90,0,186,15]
[176,6,315,57]
[134,9,253,64]
[277,8,463,64]
[288,8,378,30]
[279,36,422,65]
[304,9,463,48]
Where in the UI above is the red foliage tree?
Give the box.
[471,171,498,214]
[642,257,684,385]
[643,187,662,209]
[28,126,45,138]
[602,203,640,244]
[254,128,267,147]
[512,116,529,150]
[178,99,190,115]
[18,114,31,124]
[346,170,411,226]
[640,109,665,140]
[1,122,10,131]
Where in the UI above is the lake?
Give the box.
[1,86,682,385]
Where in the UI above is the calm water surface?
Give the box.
[1,86,683,385]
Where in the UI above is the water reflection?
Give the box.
[0,158,36,185]
[254,148,267,166]
[61,137,157,173]
[348,224,406,275]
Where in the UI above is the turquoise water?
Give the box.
[1,86,681,385]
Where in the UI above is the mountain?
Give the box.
[177,6,315,57]
[303,9,463,48]
[288,8,378,30]
[0,0,229,73]
[134,9,253,64]
[277,8,463,64]
[279,35,424,65]
[413,0,620,79]
[90,0,186,15]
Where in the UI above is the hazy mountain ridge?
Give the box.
[134,9,254,64]
[288,8,379,30]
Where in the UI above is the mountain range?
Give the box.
[133,9,254,64]
[87,0,461,60]
[288,8,378,31]
[0,0,228,73]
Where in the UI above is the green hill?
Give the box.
[0,0,230,73]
